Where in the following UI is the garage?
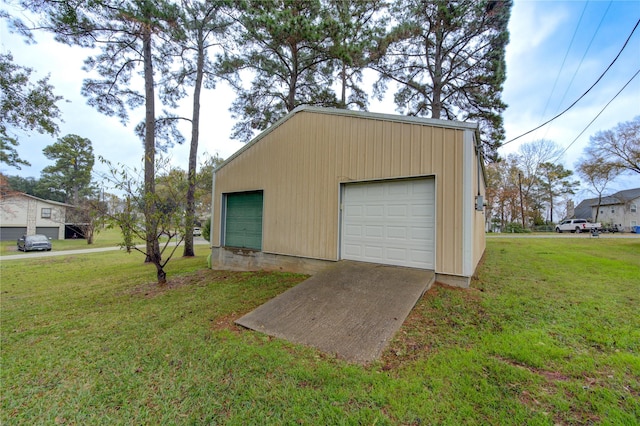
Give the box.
[341,178,435,269]
[0,227,27,241]
[36,227,60,240]
[210,106,486,287]
[224,191,263,250]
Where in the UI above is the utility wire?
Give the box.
[503,17,640,146]
[556,1,612,111]
[542,1,613,140]
[552,67,640,163]
[538,1,588,124]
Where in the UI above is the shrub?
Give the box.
[504,222,531,233]
[203,216,211,241]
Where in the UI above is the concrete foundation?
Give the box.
[211,246,472,288]
[435,273,471,288]
[210,247,334,275]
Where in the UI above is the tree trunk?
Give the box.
[156,263,167,285]
[340,62,347,107]
[142,26,161,273]
[287,43,298,111]
[430,22,444,118]
[595,195,602,222]
[183,31,205,258]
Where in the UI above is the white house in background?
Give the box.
[573,188,640,232]
[0,193,74,241]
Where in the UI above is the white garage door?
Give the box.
[341,178,435,269]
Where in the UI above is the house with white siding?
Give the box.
[573,188,640,232]
[0,192,74,241]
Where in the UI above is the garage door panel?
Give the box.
[345,224,363,237]
[409,249,433,263]
[344,244,363,256]
[366,205,384,217]
[386,247,408,262]
[387,205,407,217]
[345,205,363,216]
[364,245,384,259]
[365,225,384,238]
[386,226,406,239]
[342,179,435,269]
[36,227,59,240]
[0,227,27,241]
[411,203,431,217]
[388,184,409,195]
[366,185,384,197]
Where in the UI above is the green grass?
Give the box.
[1,228,199,256]
[1,228,126,256]
[1,238,639,424]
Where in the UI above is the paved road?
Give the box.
[4,234,636,261]
[487,233,639,239]
[0,239,210,261]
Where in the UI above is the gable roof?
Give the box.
[3,192,75,208]
[573,187,640,218]
[573,198,594,220]
[215,106,483,174]
[609,187,640,203]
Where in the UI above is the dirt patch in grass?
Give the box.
[210,311,246,333]
[493,355,570,382]
[126,269,235,297]
[126,269,306,298]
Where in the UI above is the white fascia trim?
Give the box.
[462,130,475,276]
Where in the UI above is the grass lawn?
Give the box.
[1,238,639,424]
[1,228,203,256]
[1,228,126,256]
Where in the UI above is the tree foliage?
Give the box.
[0,52,63,169]
[100,156,186,284]
[575,156,619,223]
[583,116,640,175]
[222,0,339,141]
[372,0,511,160]
[40,134,96,204]
[194,152,225,217]
[325,0,386,109]
[15,0,184,281]
[574,117,640,221]
[537,162,578,223]
[485,140,578,230]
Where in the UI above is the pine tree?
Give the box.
[372,0,512,160]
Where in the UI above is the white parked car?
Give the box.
[555,219,601,233]
[193,227,202,236]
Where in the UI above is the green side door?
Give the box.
[224,191,263,250]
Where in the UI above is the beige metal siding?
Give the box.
[473,146,487,270]
[213,111,471,276]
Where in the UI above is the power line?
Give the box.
[542,1,613,140]
[556,1,612,112]
[538,1,589,125]
[503,17,640,146]
[552,67,640,164]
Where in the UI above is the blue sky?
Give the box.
[1,0,639,198]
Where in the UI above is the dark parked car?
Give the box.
[17,234,52,252]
